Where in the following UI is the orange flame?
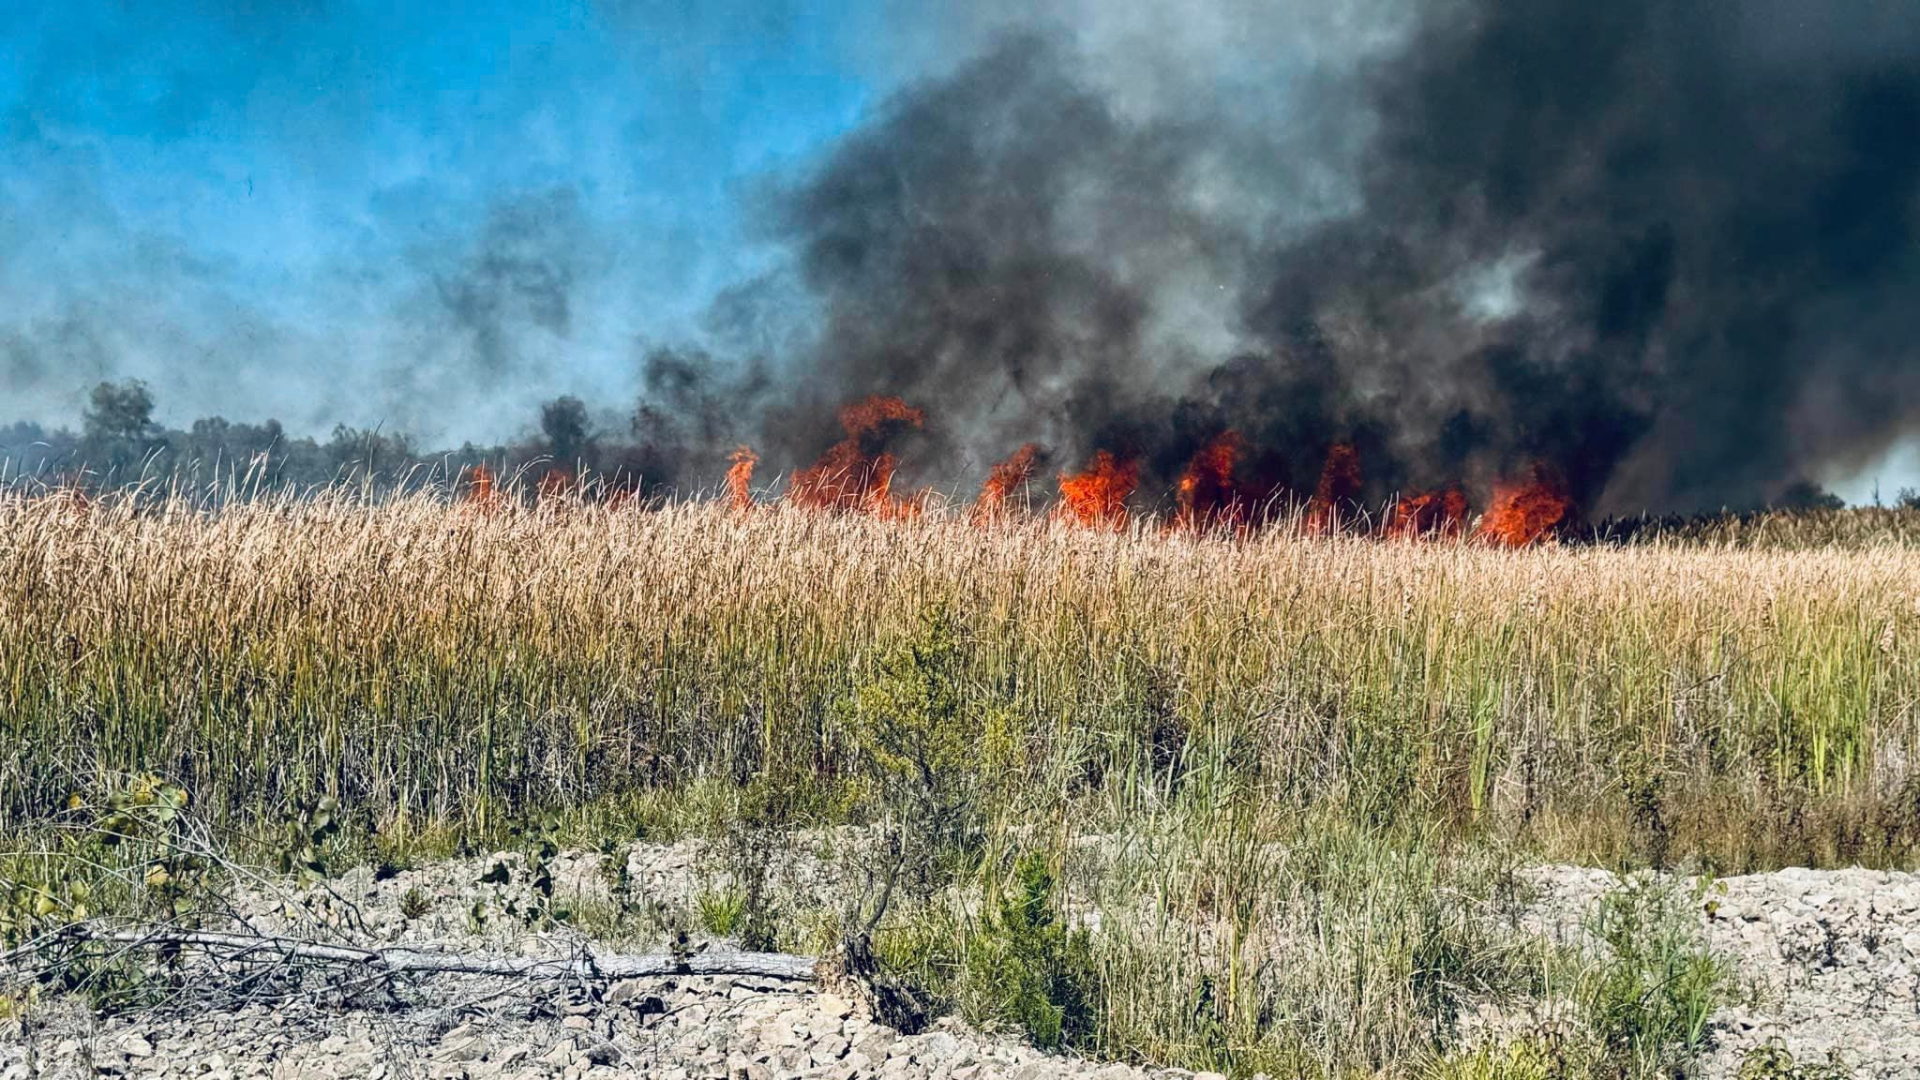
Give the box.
[1476,465,1570,547]
[464,463,502,514]
[537,467,577,504]
[1386,484,1468,538]
[1057,450,1139,529]
[788,395,927,516]
[1304,443,1362,533]
[871,477,928,521]
[974,443,1043,523]
[51,478,91,518]
[1174,431,1251,533]
[726,446,758,512]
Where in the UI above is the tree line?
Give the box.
[0,380,694,498]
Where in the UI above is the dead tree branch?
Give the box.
[5,923,819,984]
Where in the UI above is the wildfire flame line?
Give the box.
[714,395,1572,547]
[788,395,928,517]
[537,467,577,504]
[1174,430,1252,533]
[974,443,1042,524]
[726,446,757,513]
[1386,485,1468,539]
[1475,464,1570,547]
[463,463,501,514]
[1304,443,1362,535]
[1057,450,1139,529]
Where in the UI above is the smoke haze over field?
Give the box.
[4,1,1918,512]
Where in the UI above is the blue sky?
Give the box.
[3,0,1914,503]
[0,0,894,441]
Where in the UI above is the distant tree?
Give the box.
[189,416,232,444]
[1,420,49,444]
[540,395,590,465]
[80,380,162,475]
[0,420,68,479]
[1898,487,1920,511]
[181,417,293,488]
[83,380,156,446]
[251,418,286,456]
[325,424,414,480]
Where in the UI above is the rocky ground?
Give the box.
[4,843,1918,1079]
[1527,865,1920,1078]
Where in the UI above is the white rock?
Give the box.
[810,1035,849,1065]
[916,1032,959,1063]
[437,1023,487,1061]
[604,979,646,1006]
[761,1018,799,1048]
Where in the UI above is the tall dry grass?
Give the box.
[4,486,1914,1074]
[1,487,1914,870]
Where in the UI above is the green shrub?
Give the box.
[966,853,1100,1051]
[0,774,227,1011]
[399,886,432,921]
[839,601,999,934]
[844,604,985,842]
[1583,877,1729,1076]
[1425,1037,1565,1080]
[697,887,746,938]
[1736,1039,1854,1080]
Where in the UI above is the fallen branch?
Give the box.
[10,924,818,983]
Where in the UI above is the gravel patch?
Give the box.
[5,845,1918,1078]
[1527,864,1920,1078]
[1,981,1187,1080]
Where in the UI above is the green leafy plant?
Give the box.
[1583,876,1729,1077]
[1737,1039,1854,1080]
[399,886,432,921]
[966,853,1100,1051]
[497,812,569,927]
[0,775,225,1011]
[697,887,747,938]
[1424,1037,1564,1080]
[841,601,996,924]
[1,775,209,948]
[276,795,341,888]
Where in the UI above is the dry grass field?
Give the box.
[3,488,1917,1076]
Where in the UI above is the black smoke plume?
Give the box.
[626,346,771,495]
[739,0,1920,515]
[8,1,1917,515]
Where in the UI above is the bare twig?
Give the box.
[9,923,818,983]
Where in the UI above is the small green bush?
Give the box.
[399,886,432,921]
[966,853,1100,1051]
[697,887,747,938]
[1425,1037,1564,1080]
[843,604,987,860]
[1737,1039,1854,1080]
[1583,877,1729,1076]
